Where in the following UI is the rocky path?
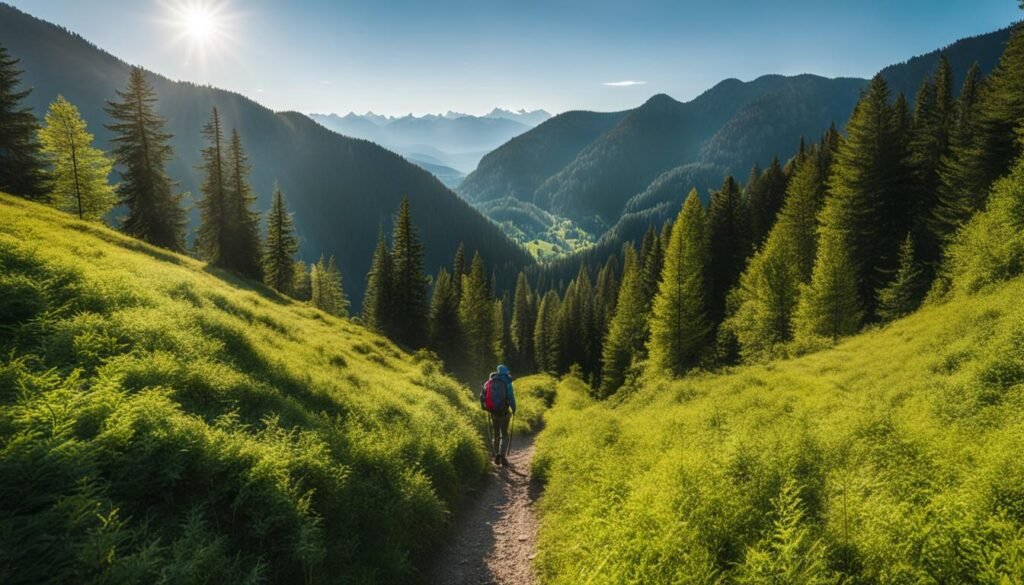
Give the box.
[426,434,542,584]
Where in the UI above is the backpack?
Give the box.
[481,376,508,413]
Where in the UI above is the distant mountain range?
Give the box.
[459,27,1012,252]
[309,108,551,179]
[0,2,532,305]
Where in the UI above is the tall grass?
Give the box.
[0,194,490,584]
[533,275,1024,583]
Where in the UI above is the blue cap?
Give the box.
[497,364,510,375]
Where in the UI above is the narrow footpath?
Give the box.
[427,434,542,585]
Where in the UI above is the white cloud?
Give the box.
[603,80,647,87]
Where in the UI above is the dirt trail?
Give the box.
[426,434,542,585]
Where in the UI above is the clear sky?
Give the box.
[7,0,1021,116]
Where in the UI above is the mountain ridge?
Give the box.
[0,1,532,305]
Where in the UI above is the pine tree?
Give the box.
[707,174,749,323]
[225,129,262,279]
[557,265,594,375]
[106,67,186,251]
[38,95,115,221]
[726,141,832,361]
[876,234,925,322]
[311,254,348,317]
[510,272,535,372]
[746,157,789,247]
[362,228,394,334]
[390,197,430,347]
[647,190,711,375]
[452,242,467,304]
[600,245,647,396]
[592,257,619,356]
[533,289,561,375]
[825,74,912,318]
[493,298,508,367]
[795,229,863,344]
[292,260,312,301]
[909,58,954,269]
[262,185,298,294]
[932,64,984,247]
[639,226,664,312]
[458,252,496,380]
[195,107,230,265]
[956,22,1024,202]
[0,43,46,199]
[429,268,461,367]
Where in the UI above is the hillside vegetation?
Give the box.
[0,194,490,584]
[533,275,1024,583]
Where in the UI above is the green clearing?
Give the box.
[0,194,491,583]
[533,276,1024,583]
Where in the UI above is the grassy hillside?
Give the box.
[0,194,491,584]
[533,277,1024,583]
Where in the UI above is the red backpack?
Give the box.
[481,376,509,413]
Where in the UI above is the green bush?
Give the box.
[533,274,1024,584]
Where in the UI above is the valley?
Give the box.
[2,1,1024,584]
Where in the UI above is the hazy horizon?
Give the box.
[4,0,1021,117]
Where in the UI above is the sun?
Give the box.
[182,5,217,42]
[159,0,241,75]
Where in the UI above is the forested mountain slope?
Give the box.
[0,2,532,305]
[0,193,489,583]
[460,26,1013,254]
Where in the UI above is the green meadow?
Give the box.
[0,193,490,583]
[533,275,1024,584]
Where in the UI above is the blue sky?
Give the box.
[7,0,1021,116]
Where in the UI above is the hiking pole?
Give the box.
[505,412,515,459]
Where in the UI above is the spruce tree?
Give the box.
[957,22,1024,201]
[452,242,467,304]
[746,156,789,247]
[0,43,46,199]
[933,64,984,243]
[825,74,912,318]
[311,254,348,317]
[262,185,298,294]
[592,257,619,355]
[292,260,312,301]
[38,95,115,220]
[106,67,186,251]
[647,190,711,375]
[876,234,925,323]
[390,196,430,348]
[726,142,832,361]
[458,252,496,380]
[600,245,647,396]
[510,272,535,372]
[196,107,230,265]
[362,228,394,335]
[533,289,561,375]
[707,174,749,323]
[429,268,461,368]
[639,226,664,312]
[225,129,262,279]
[795,229,863,344]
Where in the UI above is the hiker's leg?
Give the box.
[497,412,511,455]
[490,414,501,455]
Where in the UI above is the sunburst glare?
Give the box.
[159,0,240,75]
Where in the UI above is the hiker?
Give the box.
[481,364,517,466]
